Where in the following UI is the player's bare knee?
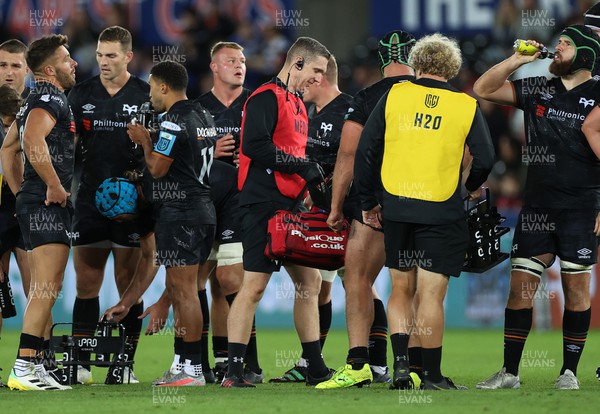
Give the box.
[216,266,244,293]
[239,282,266,303]
[413,287,427,305]
[114,259,136,281]
[507,289,533,308]
[37,279,63,299]
[343,271,370,290]
[168,286,194,307]
[562,271,591,310]
[296,283,320,299]
[165,276,179,297]
[75,277,102,298]
[114,273,132,294]
[564,293,590,311]
[564,284,591,310]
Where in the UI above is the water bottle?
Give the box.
[0,270,17,318]
[513,39,554,59]
[95,321,111,363]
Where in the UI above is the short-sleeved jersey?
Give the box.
[150,100,217,224]
[513,76,600,209]
[306,93,352,176]
[67,75,150,189]
[16,81,75,196]
[195,88,251,166]
[345,75,415,126]
[343,75,415,210]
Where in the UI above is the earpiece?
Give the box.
[296,58,304,70]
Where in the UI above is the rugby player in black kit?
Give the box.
[67,26,150,384]
[474,25,600,390]
[583,4,600,382]
[196,41,251,166]
[0,40,32,297]
[128,61,216,387]
[2,34,77,391]
[0,41,35,377]
[194,41,262,382]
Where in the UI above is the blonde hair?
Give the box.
[210,42,243,59]
[408,33,462,80]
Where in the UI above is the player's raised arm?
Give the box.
[473,41,541,106]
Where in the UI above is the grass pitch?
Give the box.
[1,329,599,413]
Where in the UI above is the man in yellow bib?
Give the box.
[354,34,494,390]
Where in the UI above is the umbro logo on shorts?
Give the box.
[129,233,141,242]
[576,247,592,259]
[222,229,234,239]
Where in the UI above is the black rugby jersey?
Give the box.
[513,76,600,209]
[150,100,217,224]
[345,75,415,126]
[208,159,238,212]
[195,88,251,166]
[306,92,352,176]
[17,81,75,196]
[344,75,415,208]
[67,75,149,189]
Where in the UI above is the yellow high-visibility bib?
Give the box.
[381,81,477,202]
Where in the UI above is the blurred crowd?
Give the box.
[1,0,595,211]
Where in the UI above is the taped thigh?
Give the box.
[216,242,243,266]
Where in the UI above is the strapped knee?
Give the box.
[319,269,337,283]
[216,242,243,267]
[560,260,593,275]
[511,257,549,278]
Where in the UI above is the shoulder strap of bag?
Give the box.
[289,183,310,212]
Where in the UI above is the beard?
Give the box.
[150,98,165,113]
[56,67,75,90]
[549,58,572,77]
